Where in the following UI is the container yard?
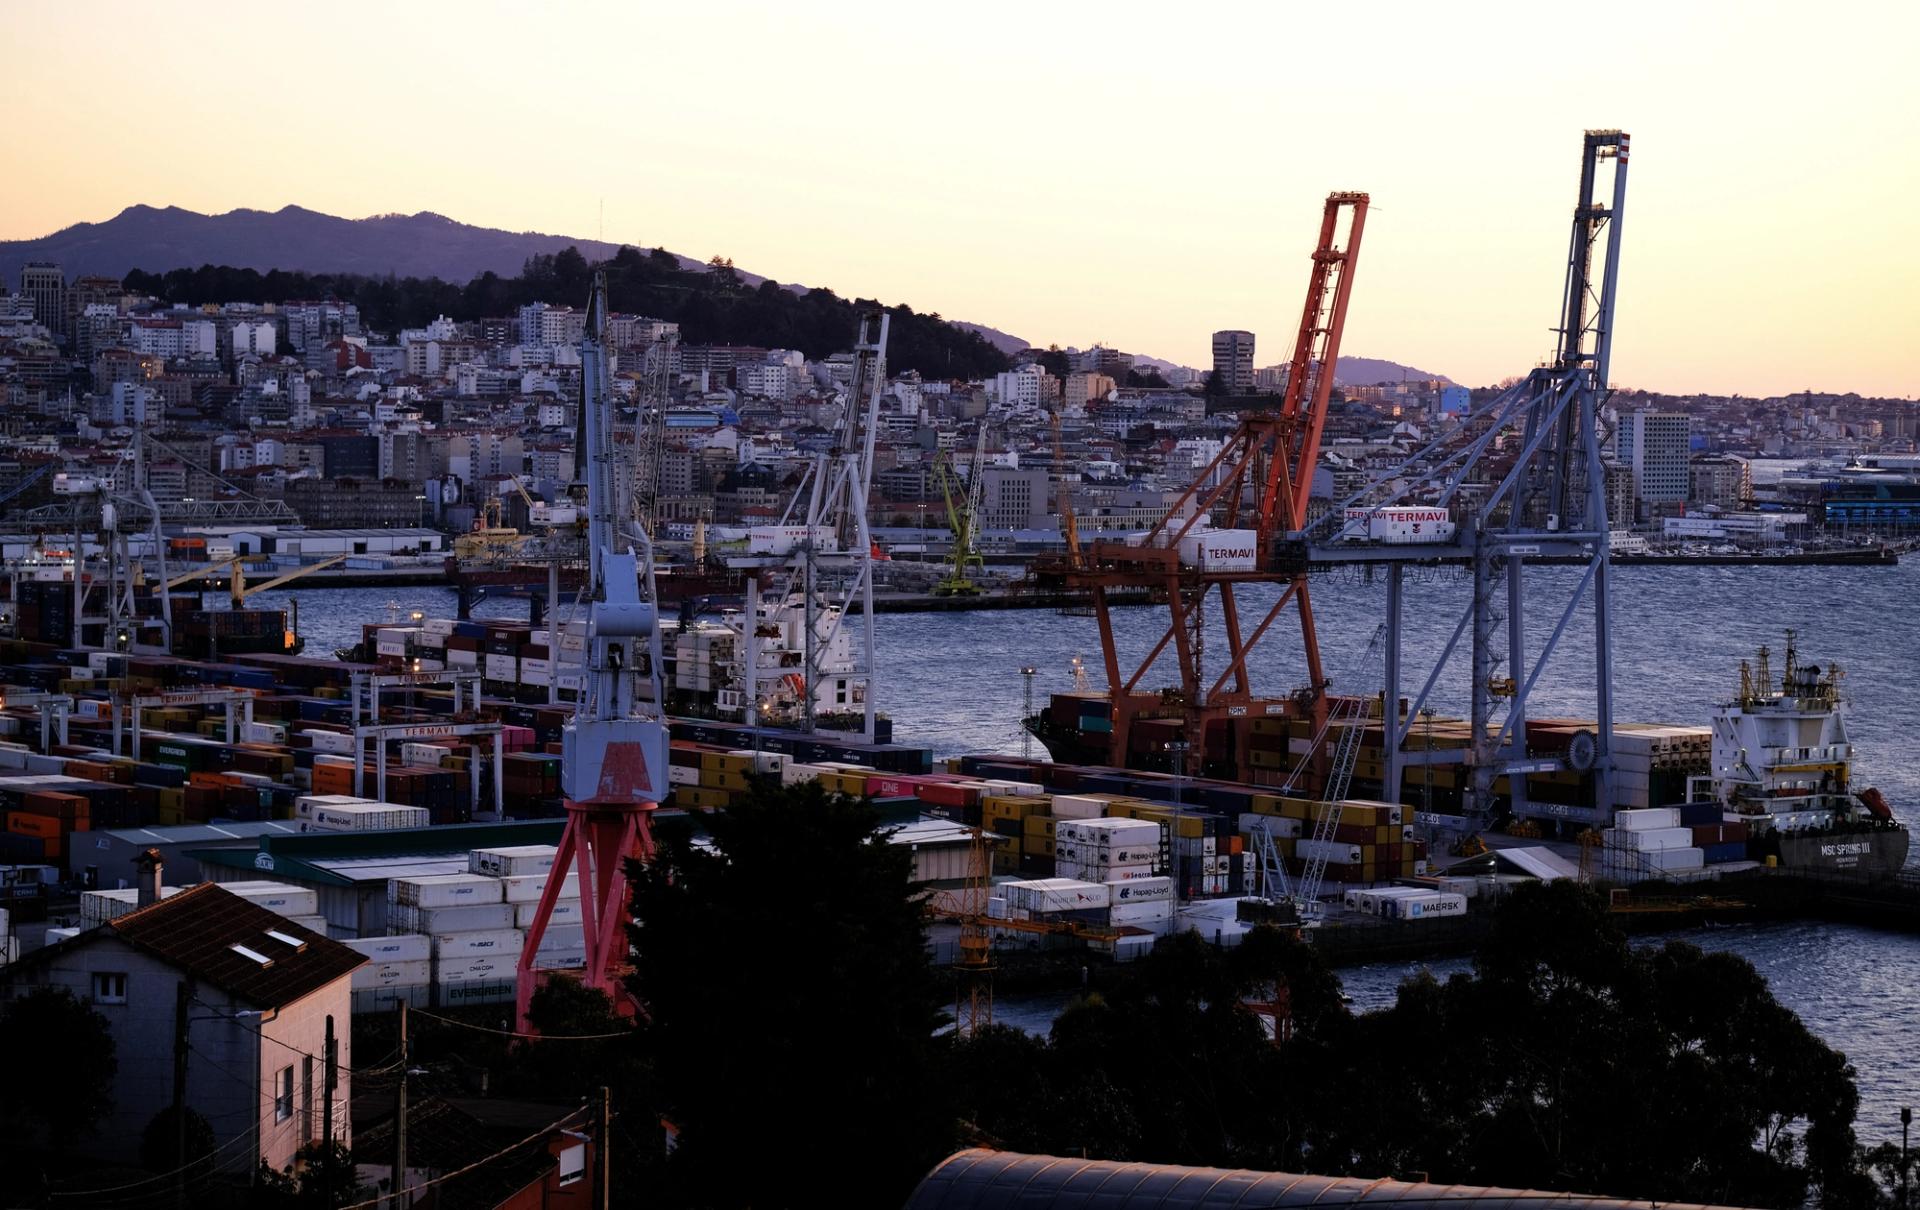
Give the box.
[0,600,1544,1002]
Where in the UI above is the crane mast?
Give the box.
[516,270,671,1029]
[1054,192,1368,783]
[727,311,890,739]
[933,427,989,597]
[1303,131,1631,834]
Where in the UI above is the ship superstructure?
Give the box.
[1703,631,1907,873]
[668,593,864,725]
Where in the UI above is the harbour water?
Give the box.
[258,556,1920,829]
[253,557,1920,1138]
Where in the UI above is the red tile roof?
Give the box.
[106,883,365,1009]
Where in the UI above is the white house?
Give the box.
[1,864,365,1173]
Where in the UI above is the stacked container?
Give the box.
[1603,807,1706,874]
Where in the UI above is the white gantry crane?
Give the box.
[726,311,890,739]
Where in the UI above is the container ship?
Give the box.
[1700,635,1908,875]
[1025,633,1908,879]
[339,591,885,740]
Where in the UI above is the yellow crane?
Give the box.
[227,553,349,607]
[1051,411,1081,568]
[161,555,246,591]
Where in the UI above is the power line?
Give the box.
[190,995,403,1076]
[49,1119,264,1205]
[410,1005,636,1041]
[335,1107,588,1210]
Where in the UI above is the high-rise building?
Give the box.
[1072,345,1134,379]
[19,262,67,342]
[980,466,1049,530]
[1690,454,1751,509]
[1210,329,1254,393]
[1064,372,1115,411]
[1617,410,1692,509]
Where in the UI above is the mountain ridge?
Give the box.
[2,203,1449,383]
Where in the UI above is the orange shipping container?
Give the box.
[311,764,355,795]
[7,810,64,841]
[22,791,90,826]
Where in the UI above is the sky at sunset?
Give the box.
[2,1,1915,396]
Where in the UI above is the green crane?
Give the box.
[932,427,988,597]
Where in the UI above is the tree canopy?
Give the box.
[122,246,1013,380]
[625,780,949,1209]
[0,986,117,1151]
[952,881,1879,1208]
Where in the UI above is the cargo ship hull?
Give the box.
[1769,827,1910,877]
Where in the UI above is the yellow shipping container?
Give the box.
[1022,814,1056,838]
[1023,835,1056,858]
[673,786,732,810]
[982,795,1045,823]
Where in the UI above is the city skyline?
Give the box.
[2,0,1915,397]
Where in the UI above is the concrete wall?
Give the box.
[6,934,353,1173]
[12,936,259,1167]
[255,979,353,1171]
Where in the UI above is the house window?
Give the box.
[92,972,127,1004]
[275,1065,294,1122]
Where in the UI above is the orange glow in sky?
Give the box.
[2,0,1915,396]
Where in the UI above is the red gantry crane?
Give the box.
[1057,193,1368,781]
[516,271,672,1029]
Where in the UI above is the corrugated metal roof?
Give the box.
[887,819,975,848]
[905,1150,1759,1210]
[1492,846,1581,881]
[310,854,473,883]
[103,821,303,845]
[187,820,565,886]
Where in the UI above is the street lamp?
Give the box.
[1903,1106,1912,1210]
[1019,665,1038,761]
[1165,740,1191,804]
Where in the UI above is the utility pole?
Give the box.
[173,980,190,1210]
[392,1001,408,1209]
[596,1086,612,1210]
[323,1013,337,1149]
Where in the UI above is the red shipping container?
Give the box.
[916,781,981,809]
[867,774,932,799]
[22,791,90,825]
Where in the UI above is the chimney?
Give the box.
[135,847,164,908]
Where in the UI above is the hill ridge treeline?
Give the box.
[122,245,1013,379]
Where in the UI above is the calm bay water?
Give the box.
[253,558,1920,1138]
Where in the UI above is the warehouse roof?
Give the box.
[102,821,304,846]
[188,820,565,887]
[904,1150,1760,1210]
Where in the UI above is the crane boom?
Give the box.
[1054,192,1369,781]
[230,554,349,604]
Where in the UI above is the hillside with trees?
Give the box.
[122,245,1012,380]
